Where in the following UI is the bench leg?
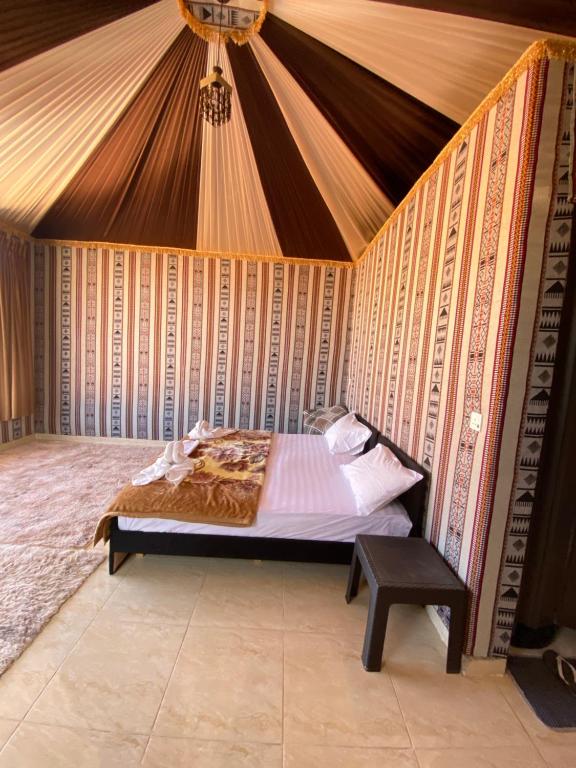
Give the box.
[362,591,390,672]
[446,598,466,673]
[345,545,362,603]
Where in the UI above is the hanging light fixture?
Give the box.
[179,1,267,126]
[198,0,232,127]
[199,64,232,127]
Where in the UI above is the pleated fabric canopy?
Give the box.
[0,0,573,261]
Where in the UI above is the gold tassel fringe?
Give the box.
[178,0,268,46]
[36,237,354,269]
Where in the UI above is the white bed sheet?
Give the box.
[118,433,413,542]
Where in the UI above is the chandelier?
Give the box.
[199,64,232,126]
[179,0,268,127]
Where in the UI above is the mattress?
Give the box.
[118,433,413,542]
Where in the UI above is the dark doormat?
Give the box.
[508,656,576,729]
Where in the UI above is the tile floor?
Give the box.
[0,554,574,767]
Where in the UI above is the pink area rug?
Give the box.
[0,439,161,674]
[0,440,160,548]
[0,544,105,674]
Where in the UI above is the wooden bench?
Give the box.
[345,535,467,673]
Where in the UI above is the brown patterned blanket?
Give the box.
[93,430,272,544]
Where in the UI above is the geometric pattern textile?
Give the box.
[489,63,575,657]
[302,404,348,435]
[345,53,574,657]
[33,244,353,439]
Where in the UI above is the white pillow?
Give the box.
[341,443,423,515]
[323,412,371,455]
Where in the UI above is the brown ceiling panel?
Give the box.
[33,29,207,250]
[260,15,458,207]
[227,41,351,262]
[0,0,162,72]
[369,0,576,37]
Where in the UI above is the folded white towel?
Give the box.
[163,440,189,465]
[187,419,238,440]
[132,439,199,487]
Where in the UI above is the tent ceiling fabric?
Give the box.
[196,43,282,257]
[270,0,563,123]
[227,39,350,262]
[258,14,458,207]
[1,1,573,262]
[0,0,184,231]
[0,0,161,73]
[369,1,576,37]
[250,35,393,258]
[33,29,208,249]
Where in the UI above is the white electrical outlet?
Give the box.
[470,411,482,432]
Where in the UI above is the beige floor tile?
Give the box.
[25,618,185,734]
[284,631,410,748]
[191,559,284,630]
[0,722,146,767]
[207,557,283,572]
[391,668,530,748]
[498,675,576,767]
[142,736,282,767]
[99,554,207,625]
[154,626,283,743]
[533,745,576,768]
[416,746,547,768]
[0,719,17,750]
[58,557,126,615]
[283,562,369,636]
[0,669,52,721]
[0,608,99,720]
[0,558,125,720]
[377,605,448,673]
[284,744,419,767]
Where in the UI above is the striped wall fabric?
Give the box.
[345,57,574,657]
[34,246,352,440]
[0,416,34,447]
[0,227,35,445]
[489,63,575,656]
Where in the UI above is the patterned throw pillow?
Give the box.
[302,404,348,435]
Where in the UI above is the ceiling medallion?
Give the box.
[178,0,268,45]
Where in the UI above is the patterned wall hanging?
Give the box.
[178,0,267,44]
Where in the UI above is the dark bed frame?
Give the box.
[108,417,429,574]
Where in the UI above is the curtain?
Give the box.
[0,231,34,422]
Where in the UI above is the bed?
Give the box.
[106,417,429,574]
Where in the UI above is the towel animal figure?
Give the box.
[132,439,199,487]
[187,419,238,440]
